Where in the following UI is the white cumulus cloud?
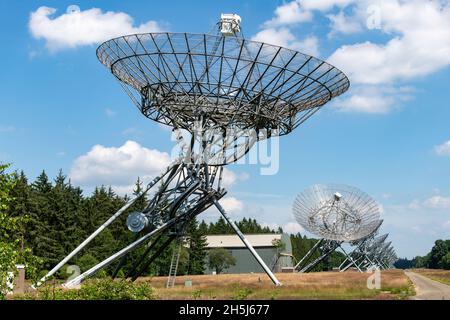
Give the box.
[69,140,246,195]
[328,0,450,113]
[219,197,245,214]
[261,222,280,231]
[263,0,356,29]
[263,1,312,27]
[434,141,450,156]
[252,28,319,56]
[70,140,171,193]
[261,0,450,114]
[221,168,249,188]
[29,6,162,51]
[327,11,362,37]
[423,195,450,209]
[283,222,304,234]
[332,85,414,114]
[301,0,356,11]
[408,199,421,210]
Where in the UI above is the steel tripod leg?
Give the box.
[35,163,176,287]
[294,238,323,270]
[340,238,369,271]
[213,198,282,286]
[131,235,176,281]
[112,234,141,278]
[339,256,350,270]
[358,255,374,270]
[338,245,362,272]
[300,241,340,273]
[341,255,363,272]
[125,233,165,279]
[374,258,384,269]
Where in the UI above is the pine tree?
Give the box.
[7,171,34,246]
[50,170,83,258]
[65,180,86,251]
[29,171,65,269]
[199,220,209,234]
[80,186,122,262]
[32,171,52,193]
[208,216,232,234]
[129,177,148,212]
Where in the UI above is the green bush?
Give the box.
[440,253,450,270]
[19,278,154,300]
[75,254,99,273]
[232,287,252,300]
[55,264,72,280]
[191,290,202,299]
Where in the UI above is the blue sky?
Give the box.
[1,0,450,258]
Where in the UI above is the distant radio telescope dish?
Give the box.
[293,184,381,241]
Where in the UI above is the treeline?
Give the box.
[204,217,282,235]
[394,240,450,270]
[3,169,285,279]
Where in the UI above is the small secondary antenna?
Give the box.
[219,13,242,36]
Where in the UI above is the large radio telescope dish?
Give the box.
[293,184,381,241]
[40,15,351,288]
[97,31,349,164]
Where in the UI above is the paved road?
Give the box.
[405,271,450,300]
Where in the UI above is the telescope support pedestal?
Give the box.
[40,161,281,289]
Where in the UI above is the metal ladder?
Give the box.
[166,240,182,288]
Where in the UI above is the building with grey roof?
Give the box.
[204,233,294,274]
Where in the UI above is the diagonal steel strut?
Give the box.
[213,198,282,286]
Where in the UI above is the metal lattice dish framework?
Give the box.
[293,184,381,241]
[96,32,349,164]
[348,218,383,246]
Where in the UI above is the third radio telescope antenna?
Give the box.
[293,184,381,242]
[292,184,382,272]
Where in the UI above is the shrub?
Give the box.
[18,278,154,300]
[232,287,252,300]
[191,290,202,299]
[75,254,99,273]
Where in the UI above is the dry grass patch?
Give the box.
[137,269,412,300]
[413,269,450,286]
